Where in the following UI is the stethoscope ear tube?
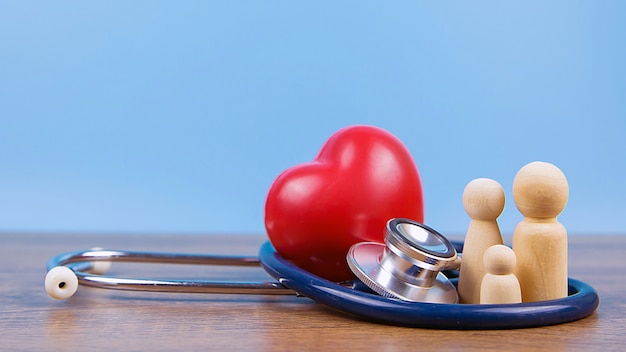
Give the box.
[259,241,600,329]
[44,249,296,299]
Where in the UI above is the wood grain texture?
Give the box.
[1,233,625,351]
[458,178,505,304]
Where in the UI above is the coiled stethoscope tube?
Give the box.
[259,241,599,329]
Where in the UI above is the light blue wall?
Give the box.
[1,1,624,236]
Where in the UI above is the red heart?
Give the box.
[264,125,424,281]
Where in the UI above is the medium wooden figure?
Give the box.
[480,245,522,304]
[512,161,569,302]
[457,178,505,304]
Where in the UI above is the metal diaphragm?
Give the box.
[347,218,460,303]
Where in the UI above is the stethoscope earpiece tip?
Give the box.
[45,266,79,300]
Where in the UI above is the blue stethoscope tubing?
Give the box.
[259,241,600,330]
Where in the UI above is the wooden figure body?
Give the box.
[480,245,522,304]
[457,178,505,304]
[512,161,569,302]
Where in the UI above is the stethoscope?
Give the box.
[45,218,599,329]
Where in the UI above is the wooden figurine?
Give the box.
[457,178,505,304]
[480,245,522,304]
[512,161,569,302]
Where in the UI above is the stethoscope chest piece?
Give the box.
[347,218,461,303]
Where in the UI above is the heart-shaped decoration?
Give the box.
[264,125,424,281]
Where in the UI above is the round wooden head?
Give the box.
[513,161,569,219]
[463,178,505,220]
[483,244,516,275]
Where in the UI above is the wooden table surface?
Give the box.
[1,233,625,351]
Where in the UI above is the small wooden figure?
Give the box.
[457,178,505,304]
[480,245,522,304]
[512,161,569,302]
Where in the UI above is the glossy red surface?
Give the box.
[264,125,424,281]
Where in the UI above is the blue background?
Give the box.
[1,1,624,236]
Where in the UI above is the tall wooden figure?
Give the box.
[512,161,569,302]
[457,178,505,304]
